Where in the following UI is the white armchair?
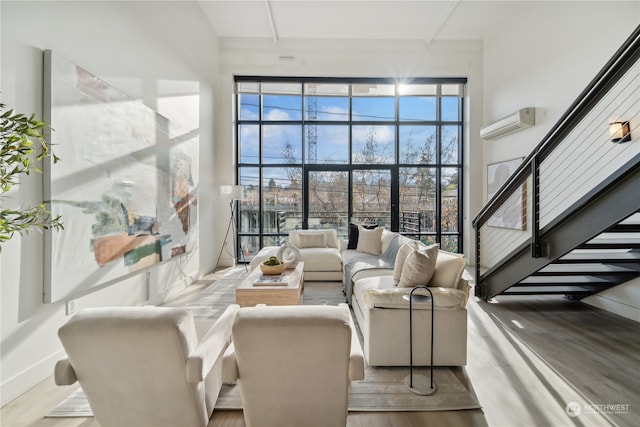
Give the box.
[55,304,240,427]
[224,303,365,427]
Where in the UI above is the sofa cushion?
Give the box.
[297,232,327,248]
[430,250,466,289]
[356,226,383,255]
[354,275,467,310]
[381,229,405,253]
[347,223,378,249]
[398,244,439,287]
[290,229,339,250]
[392,242,419,283]
[341,249,379,266]
[299,247,342,272]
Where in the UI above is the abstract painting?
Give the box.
[43,50,198,303]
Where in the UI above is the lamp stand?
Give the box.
[214,199,247,271]
[403,286,436,396]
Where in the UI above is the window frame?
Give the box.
[235,77,466,259]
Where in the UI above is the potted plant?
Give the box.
[1,102,63,248]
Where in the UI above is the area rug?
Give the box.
[216,366,481,412]
[46,387,91,417]
[48,366,480,417]
[184,267,250,320]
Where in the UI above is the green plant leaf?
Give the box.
[0,102,63,247]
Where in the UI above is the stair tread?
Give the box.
[607,223,640,232]
[580,239,640,250]
[538,263,636,274]
[502,286,596,294]
[520,275,611,284]
[557,251,640,262]
[584,237,640,244]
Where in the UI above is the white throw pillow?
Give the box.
[392,242,419,283]
[356,226,384,255]
[290,229,339,249]
[429,250,466,288]
[398,245,439,288]
[296,232,327,248]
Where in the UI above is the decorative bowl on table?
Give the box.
[260,257,286,275]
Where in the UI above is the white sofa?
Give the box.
[250,227,470,367]
[351,263,470,367]
[250,229,344,281]
[343,229,470,367]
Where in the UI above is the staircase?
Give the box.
[503,211,640,299]
[473,26,640,301]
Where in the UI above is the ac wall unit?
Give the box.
[480,108,535,140]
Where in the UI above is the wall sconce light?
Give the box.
[609,121,631,143]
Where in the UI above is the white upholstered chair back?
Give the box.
[230,304,364,427]
[56,305,237,427]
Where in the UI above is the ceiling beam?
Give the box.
[425,0,460,48]
[264,0,278,44]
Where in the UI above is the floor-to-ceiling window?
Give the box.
[235,77,465,261]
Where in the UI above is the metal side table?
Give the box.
[403,285,436,396]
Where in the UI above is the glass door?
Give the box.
[305,167,393,239]
[305,170,349,237]
[351,169,392,228]
[398,167,437,245]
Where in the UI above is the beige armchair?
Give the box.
[54,304,239,427]
[224,303,365,427]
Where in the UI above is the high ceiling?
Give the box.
[197,0,521,44]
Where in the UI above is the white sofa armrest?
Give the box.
[363,286,468,310]
[339,303,365,380]
[186,304,240,383]
[458,273,472,305]
[54,358,78,385]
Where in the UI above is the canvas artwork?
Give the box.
[487,158,527,230]
[43,50,198,303]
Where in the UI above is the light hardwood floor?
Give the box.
[2,268,638,427]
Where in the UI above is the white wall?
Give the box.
[0,0,220,405]
[480,2,639,320]
[481,1,639,191]
[217,38,485,263]
[583,278,640,323]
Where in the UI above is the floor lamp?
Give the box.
[403,285,436,396]
[215,185,247,271]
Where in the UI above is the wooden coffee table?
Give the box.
[235,262,304,307]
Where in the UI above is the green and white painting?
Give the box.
[43,50,198,303]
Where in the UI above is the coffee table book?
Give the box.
[253,274,289,286]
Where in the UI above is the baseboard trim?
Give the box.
[582,295,640,323]
[1,349,66,407]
